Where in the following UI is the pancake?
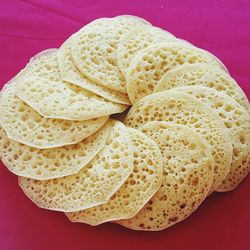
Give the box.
[0,121,110,180]
[154,64,250,112]
[117,122,214,231]
[174,86,250,191]
[15,49,127,121]
[126,42,228,104]
[71,15,151,94]
[18,120,134,212]
[117,26,176,76]
[66,128,163,225]
[58,37,131,105]
[125,90,232,192]
[0,81,108,148]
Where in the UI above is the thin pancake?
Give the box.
[58,37,131,105]
[117,122,214,231]
[15,49,127,121]
[154,63,249,112]
[117,26,176,76]
[66,128,163,225]
[0,121,110,180]
[18,120,134,212]
[0,81,108,148]
[71,16,151,93]
[126,42,228,104]
[125,90,232,192]
[174,86,250,191]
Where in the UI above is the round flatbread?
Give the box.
[117,122,214,231]
[71,15,151,94]
[0,81,108,148]
[126,42,228,104]
[58,37,131,105]
[66,128,163,225]
[154,64,250,112]
[18,120,134,212]
[15,49,127,121]
[125,90,232,192]
[0,121,110,180]
[174,86,250,191]
[117,26,176,76]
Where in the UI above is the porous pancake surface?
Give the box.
[0,81,108,148]
[126,42,227,104]
[66,128,163,225]
[117,122,214,231]
[0,121,110,180]
[18,120,134,212]
[154,64,250,112]
[15,50,127,121]
[125,90,232,192]
[71,16,150,94]
[58,37,131,105]
[117,26,176,76]
[174,86,250,191]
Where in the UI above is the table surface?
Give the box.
[0,1,249,250]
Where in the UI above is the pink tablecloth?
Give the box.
[0,1,249,250]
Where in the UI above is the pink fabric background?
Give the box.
[0,1,249,250]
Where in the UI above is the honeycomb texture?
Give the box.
[155,63,250,112]
[71,16,151,94]
[58,37,131,105]
[0,81,108,148]
[118,122,214,231]
[126,42,227,103]
[0,121,110,180]
[66,128,163,225]
[15,50,127,121]
[18,120,134,212]
[117,26,176,76]
[125,90,232,192]
[174,86,250,191]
